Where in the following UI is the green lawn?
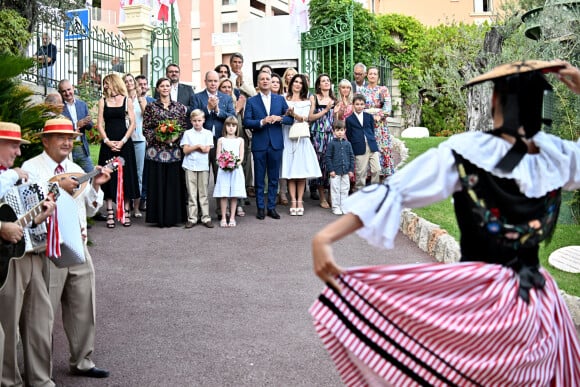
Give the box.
[402,137,579,297]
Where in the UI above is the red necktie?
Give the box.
[55,164,64,175]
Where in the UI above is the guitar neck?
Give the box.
[17,200,47,228]
[75,169,100,185]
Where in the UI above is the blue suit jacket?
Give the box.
[192,90,235,138]
[345,112,379,155]
[243,93,292,152]
[62,99,92,156]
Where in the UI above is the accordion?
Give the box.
[2,182,52,253]
[2,181,85,267]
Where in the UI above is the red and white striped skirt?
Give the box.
[309,262,580,386]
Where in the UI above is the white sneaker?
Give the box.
[332,209,343,216]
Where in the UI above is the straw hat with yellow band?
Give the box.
[36,118,83,137]
[463,60,567,172]
[0,121,31,144]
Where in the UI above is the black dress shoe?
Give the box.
[310,190,319,200]
[256,208,265,220]
[267,209,280,219]
[70,367,110,378]
[92,213,107,221]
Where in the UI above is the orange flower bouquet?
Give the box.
[155,119,184,143]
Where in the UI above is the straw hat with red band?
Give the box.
[36,118,82,137]
[0,121,31,144]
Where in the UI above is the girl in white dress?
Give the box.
[281,74,322,215]
[213,116,246,227]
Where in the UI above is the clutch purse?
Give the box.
[289,121,310,140]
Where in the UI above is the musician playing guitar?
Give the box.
[22,118,112,379]
[0,121,57,387]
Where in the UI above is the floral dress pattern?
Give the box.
[309,96,334,188]
[360,85,394,177]
[143,100,188,163]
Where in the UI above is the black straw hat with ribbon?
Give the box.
[463,60,566,172]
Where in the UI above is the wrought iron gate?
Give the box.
[300,5,354,90]
[150,5,179,90]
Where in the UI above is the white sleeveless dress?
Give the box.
[213,137,247,198]
[280,99,322,179]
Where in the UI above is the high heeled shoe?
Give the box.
[289,200,297,216]
[296,201,304,216]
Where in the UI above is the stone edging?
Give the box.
[399,209,580,332]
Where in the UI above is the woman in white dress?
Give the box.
[281,74,322,215]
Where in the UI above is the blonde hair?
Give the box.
[282,67,298,93]
[222,115,241,137]
[218,78,236,104]
[338,79,353,103]
[190,109,205,120]
[103,73,127,97]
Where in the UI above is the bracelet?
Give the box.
[103,138,110,144]
[121,137,128,144]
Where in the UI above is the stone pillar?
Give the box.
[118,5,153,76]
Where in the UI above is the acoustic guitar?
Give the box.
[48,156,125,198]
[0,182,60,290]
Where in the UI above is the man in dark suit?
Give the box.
[345,94,380,191]
[243,71,293,220]
[58,79,94,173]
[192,70,235,181]
[351,63,368,93]
[155,64,195,125]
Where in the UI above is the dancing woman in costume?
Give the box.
[310,60,580,386]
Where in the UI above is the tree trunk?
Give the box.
[464,27,504,132]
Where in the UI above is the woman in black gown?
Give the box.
[97,73,140,228]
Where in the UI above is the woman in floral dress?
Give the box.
[360,66,394,179]
[142,77,188,227]
[308,74,336,208]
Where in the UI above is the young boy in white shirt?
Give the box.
[180,109,215,228]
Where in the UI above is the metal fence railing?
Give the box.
[22,8,133,100]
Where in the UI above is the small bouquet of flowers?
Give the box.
[155,119,184,143]
[217,150,240,171]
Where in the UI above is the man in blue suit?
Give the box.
[193,70,235,182]
[58,79,94,173]
[243,71,293,220]
[345,94,380,191]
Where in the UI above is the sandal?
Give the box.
[228,219,236,228]
[319,199,330,209]
[297,201,304,216]
[289,200,297,216]
[133,210,143,218]
[220,219,228,228]
[123,210,131,227]
[236,206,246,217]
[106,209,115,229]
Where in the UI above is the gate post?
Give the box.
[119,4,153,76]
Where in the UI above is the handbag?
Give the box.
[124,97,131,129]
[289,121,310,140]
